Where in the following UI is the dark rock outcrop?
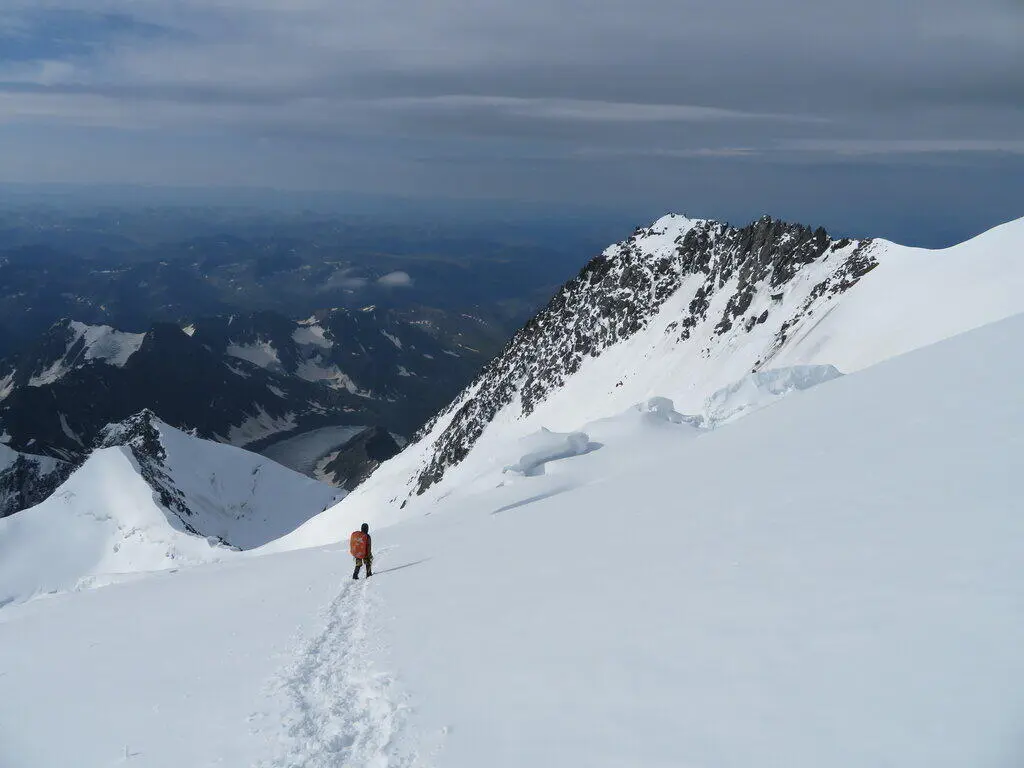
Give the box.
[0,450,72,519]
[411,215,878,495]
[319,427,403,491]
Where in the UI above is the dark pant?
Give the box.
[353,556,373,579]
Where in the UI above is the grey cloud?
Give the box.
[779,139,1024,156]
[3,1,1019,113]
[376,96,821,124]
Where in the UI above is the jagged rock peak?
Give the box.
[98,410,166,453]
[409,213,877,495]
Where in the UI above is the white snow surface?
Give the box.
[502,428,595,476]
[382,329,403,349]
[769,217,1024,372]
[71,321,145,366]
[154,421,342,549]
[2,313,1023,767]
[0,372,13,400]
[27,321,145,387]
[701,363,843,427]
[292,324,334,349]
[226,339,282,370]
[0,419,340,607]
[0,447,227,607]
[296,359,373,397]
[225,407,298,446]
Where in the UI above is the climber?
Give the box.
[350,523,373,579]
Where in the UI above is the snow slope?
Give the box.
[28,321,145,386]
[769,215,1024,372]
[364,317,1024,768]
[364,214,1023,508]
[0,547,359,767]
[537,215,1024,418]
[701,363,842,427]
[0,447,228,607]
[149,417,343,548]
[2,312,1019,767]
[0,414,342,606]
[227,339,283,371]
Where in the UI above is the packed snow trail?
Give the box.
[259,570,432,768]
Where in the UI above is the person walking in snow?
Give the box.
[350,523,373,579]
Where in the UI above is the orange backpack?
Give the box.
[350,530,369,559]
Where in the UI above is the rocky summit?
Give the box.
[411,214,879,495]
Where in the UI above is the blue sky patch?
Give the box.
[0,9,176,63]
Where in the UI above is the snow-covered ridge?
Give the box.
[28,321,145,387]
[0,446,226,607]
[0,411,342,607]
[407,215,874,496]
[103,412,342,548]
[330,213,1024,511]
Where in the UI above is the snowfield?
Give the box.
[27,321,146,387]
[2,312,1022,767]
[371,214,1024,510]
[700,363,842,427]
[226,339,283,371]
[0,418,341,607]
[223,407,299,446]
[292,323,334,349]
[0,447,228,607]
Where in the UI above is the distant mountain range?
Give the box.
[0,204,604,361]
[0,305,489,515]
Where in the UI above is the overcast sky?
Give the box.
[0,0,1021,243]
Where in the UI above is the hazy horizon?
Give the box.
[1,178,1019,250]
